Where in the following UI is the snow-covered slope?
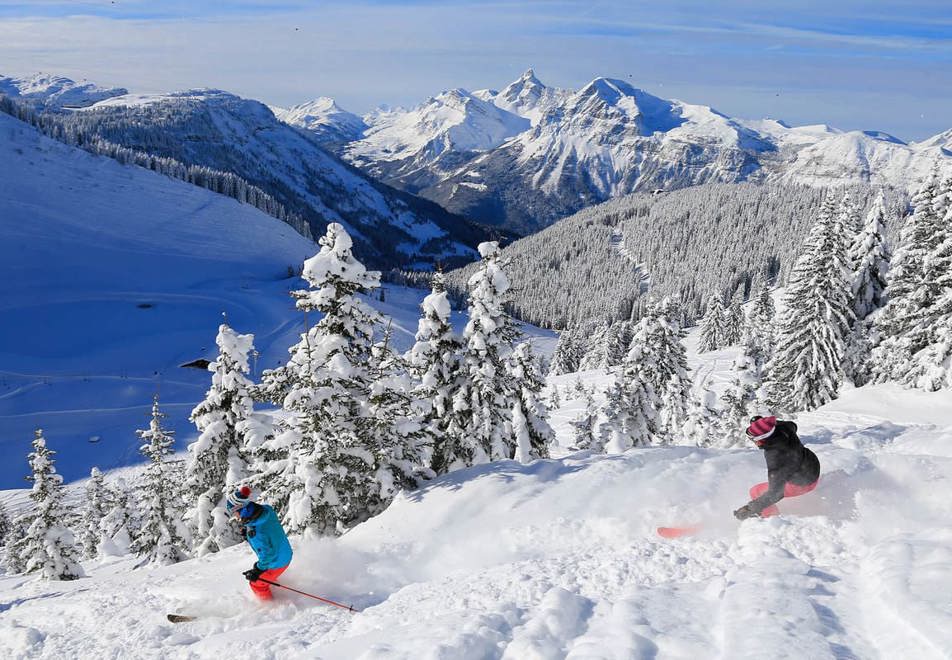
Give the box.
[3,329,950,658]
[342,88,529,194]
[0,72,127,108]
[54,87,484,268]
[298,70,952,233]
[271,97,367,146]
[0,111,319,487]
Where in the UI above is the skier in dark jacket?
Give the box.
[733,416,820,520]
[225,486,293,600]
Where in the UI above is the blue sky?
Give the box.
[1,0,951,140]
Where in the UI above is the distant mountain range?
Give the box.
[278,69,952,234]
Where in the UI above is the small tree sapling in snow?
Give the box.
[133,397,188,565]
[0,500,10,545]
[19,429,84,580]
[570,388,599,451]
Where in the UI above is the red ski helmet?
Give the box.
[746,416,777,445]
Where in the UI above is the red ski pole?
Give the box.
[257,578,359,613]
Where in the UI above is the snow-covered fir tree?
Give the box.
[549,327,584,375]
[595,322,661,452]
[183,322,256,556]
[570,388,599,450]
[99,478,135,557]
[643,298,692,444]
[684,386,723,447]
[722,290,744,346]
[133,397,188,565]
[547,385,561,411]
[698,293,727,352]
[578,322,610,371]
[744,278,776,371]
[19,429,84,580]
[2,517,27,574]
[80,466,109,559]
[872,174,940,381]
[363,327,429,500]
[256,223,394,536]
[508,343,554,462]
[850,192,891,321]
[894,200,952,390]
[449,242,520,466]
[604,321,636,368]
[719,353,761,447]
[767,191,855,413]
[406,271,465,475]
[0,501,10,545]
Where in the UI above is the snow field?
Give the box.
[3,366,952,659]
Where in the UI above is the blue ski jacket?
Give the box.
[243,504,293,569]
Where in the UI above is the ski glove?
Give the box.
[243,564,264,582]
[733,504,759,520]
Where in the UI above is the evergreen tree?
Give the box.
[698,293,726,352]
[450,242,520,466]
[80,467,109,559]
[578,322,610,370]
[183,323,256,556]
[406,271,465,475]
[547,385,561,411]
[719,353,761,448]
[549,327,583,375]
[603,321,636,367]
[99,478,135,557]
[595,322,660,452]
[767,191,854,413]
[256,223,393,536]
[722,289,744,346]
[744,278,776,372]
[896,201,952,390]
[19,430,84,580]
[0,500,10,545]
[570,388,599,450]
[849,192,891,321]
[644,298,692,444]
[133,397,187,565]
[872,174,941,381]
[363,328,429,500]
[508,343,555,462]
[684,387,722,447]
[2,517,27,574]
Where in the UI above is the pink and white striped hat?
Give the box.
[746,416,777,442]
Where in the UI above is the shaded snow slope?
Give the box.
[2,337,950,658]
[0,112,319,487]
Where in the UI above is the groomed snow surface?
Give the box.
[2,338,951,659]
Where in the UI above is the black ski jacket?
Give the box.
[748,420,820,514]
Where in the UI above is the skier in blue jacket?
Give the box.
[225,486,293,600]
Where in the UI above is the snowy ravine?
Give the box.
[2,336,951,659]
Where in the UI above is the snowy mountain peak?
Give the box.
[272,96,367,144]
[0,72,127,108]
[494,68,561,123]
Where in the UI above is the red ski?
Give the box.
[656,525,700,539]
